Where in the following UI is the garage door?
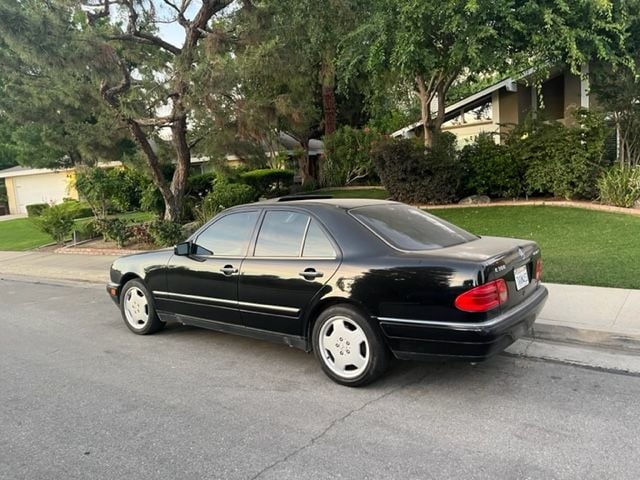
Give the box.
[14,173,71,214]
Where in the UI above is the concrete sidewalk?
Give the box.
[1,250,639,353]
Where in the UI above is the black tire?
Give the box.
[312,304,390,387]
[119,279,165,335]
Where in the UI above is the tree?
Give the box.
[0,1,131,168]
[590,1,640,167]
[341,0,629,147]
[75,0,239,221]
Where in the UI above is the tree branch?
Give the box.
[106,33,182,56]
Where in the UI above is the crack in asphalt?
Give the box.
[248,368,432,480]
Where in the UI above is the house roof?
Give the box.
[0,165,74,179]
[0,162,121,179]
[391,68,535,138]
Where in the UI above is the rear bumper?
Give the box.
[377,285,548,361]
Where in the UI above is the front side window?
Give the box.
[254,211,309,257]
[349,204,477,251]
[196,211,259,256]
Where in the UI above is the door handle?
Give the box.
[299,268,324,280]
[220,265,238,276]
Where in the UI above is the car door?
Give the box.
[238,209,341,336]
[158,210,260,325]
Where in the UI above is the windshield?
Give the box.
[349,204,478,251]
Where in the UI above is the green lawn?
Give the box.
[0,211,156,251]
[0,218,52,251]
[313,188,389,199]
[428,206,640,289]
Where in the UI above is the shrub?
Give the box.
[597,165,640,207]
[141,183,165,216]
[73,219,100,241]
[58,199,93,219]
[240,169,294,198]
[26,203,50,217]
[203,182,255,212]
[148,219,184,247]
[321,126,383,187]
[301,177,318,192]
[109,168,148,212]
[75,167,150,217]
[511,110,609,199]
[460,133,526,198]
[32,204,75,244]
[372,134,461,204]
[95,218,132,247]
[128,222,154,245]
[187,172,217,200]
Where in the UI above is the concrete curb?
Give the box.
[506,339,640,375]
[529,323,640,354]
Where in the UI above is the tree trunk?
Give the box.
[298,138,312,185]
[416,75,435,148]
[322,84,337,136]
[167,115,190,221]
[320,56,337,136]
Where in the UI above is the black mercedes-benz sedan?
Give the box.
[107,197,548,386]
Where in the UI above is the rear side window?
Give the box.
[302,220,336,258]
[349,204,477,251]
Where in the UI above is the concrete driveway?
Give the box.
[0,213,26,221]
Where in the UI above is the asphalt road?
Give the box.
[1,278,639,480]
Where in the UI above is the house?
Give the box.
[392,65,592,146]
[0,131,324,215]
[0,166,79,215]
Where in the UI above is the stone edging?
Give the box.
[54,247,143,256]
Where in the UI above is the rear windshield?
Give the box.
[349,204,477,251]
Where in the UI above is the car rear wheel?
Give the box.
[120,279,165,335]
[312,305,389,387]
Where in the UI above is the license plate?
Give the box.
[514,265,530,291]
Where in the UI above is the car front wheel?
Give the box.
[120,279,165,335]
[312,305,389,387]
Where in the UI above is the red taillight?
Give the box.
[455,279,508,313]
[535,258,543,281]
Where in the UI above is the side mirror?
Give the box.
[174,241,192,256]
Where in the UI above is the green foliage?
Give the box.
[240,169,294,198]
[75,167,148,217]
[74,167,118,218]
[148,219,184,247]
[73,219,99,241]
[204,182,255,211]
[58,199,93,219]
[141,184,165,216]
[108,169,148,213]
[321,127,383,187]
[187,173,217,200]
[512,110,608,199]
[460,133,526,199]
[598,165,640,208]
[372,135,461,204]
[95,218,132,247]
[26,203,50,218]
[32,204,74,244]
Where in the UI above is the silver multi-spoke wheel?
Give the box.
[123,286,149,330]
[319,315,370,379]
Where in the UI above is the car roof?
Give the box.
[229,197,398,211]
